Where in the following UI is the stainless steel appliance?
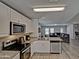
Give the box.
[10,22,26,35]
[2,39,30,59]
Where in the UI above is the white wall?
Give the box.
[32,19,39,37]
[67,24,74,39]
[41,26,67,36]
[69,13,79,23]
[67,13,79,40]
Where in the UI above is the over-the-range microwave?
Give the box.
[10,22,26,35]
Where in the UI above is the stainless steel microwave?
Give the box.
[10,22,26,35]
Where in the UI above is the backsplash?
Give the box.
[0,34,24,51]
[0,32,34,49]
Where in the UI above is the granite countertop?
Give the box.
[0,51,20,59]
[0,35,63,44]
[49,37,63,42]
[25,37,63,44]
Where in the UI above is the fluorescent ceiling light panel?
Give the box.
[33,7,65,12]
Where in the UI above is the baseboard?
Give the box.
[50,52,60,54]
[34,52,50,54]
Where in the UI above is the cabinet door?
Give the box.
[26,20,31,33]
[36,41,50,53]
[17,13,22,24]
[10,9,19,23]
[41,41,50,53]
[22,16,27,24]
[25,17,30,33]
[50,42,61,53]
[19,15,26,24]
[26,20,33,33]
[0,42,2,51]
[31,41,50,54]
[31,41,37,54]
[12,53,20,59]
[0,2,10,36]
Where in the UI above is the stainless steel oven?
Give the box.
[2,40,31,59]
[21,46,30,59]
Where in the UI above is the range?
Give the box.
[2,38,31,59]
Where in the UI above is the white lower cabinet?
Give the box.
[36,41,50,53]
[50,42,61,53]
[12,53,20,59]
[0,42,2,51]
[31,41,50,56]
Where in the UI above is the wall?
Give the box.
[41,26,67,37]
[67,24,74,40]
[67,13,79,40]
[32,19,39,37]
[69,13,79,23]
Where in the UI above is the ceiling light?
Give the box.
[33,7,65,12]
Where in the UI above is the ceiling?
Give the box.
[1,0,79,25]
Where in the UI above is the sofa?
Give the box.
[45,33,70,43]
[60,33,70,43]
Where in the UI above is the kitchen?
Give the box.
[0,0,79,59]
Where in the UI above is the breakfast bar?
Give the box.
[30,37,63,56]
[49,37,63,54]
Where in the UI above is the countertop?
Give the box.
[0,36,63,44]
[25,37,63,44]
[49,37,63,41]
[0,51,20,59]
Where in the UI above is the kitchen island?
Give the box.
[49,37,63,54]
[30,37,63,56]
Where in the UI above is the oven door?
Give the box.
[21,46,30,59]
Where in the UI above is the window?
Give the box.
[50,28,54,33]
[45,28,49,35]
[60,28,63,33]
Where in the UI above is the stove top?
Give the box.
[3,43,30,51]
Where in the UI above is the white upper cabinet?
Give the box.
[0,2,10,36]
[10,8,33,33]
[18,13,23,24]
[26,20,33,33]
[0,2,33,36]
[10,8,27,24]
[19,15,27,24]
[10,9,19,23]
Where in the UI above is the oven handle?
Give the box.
[22,46,30,53]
